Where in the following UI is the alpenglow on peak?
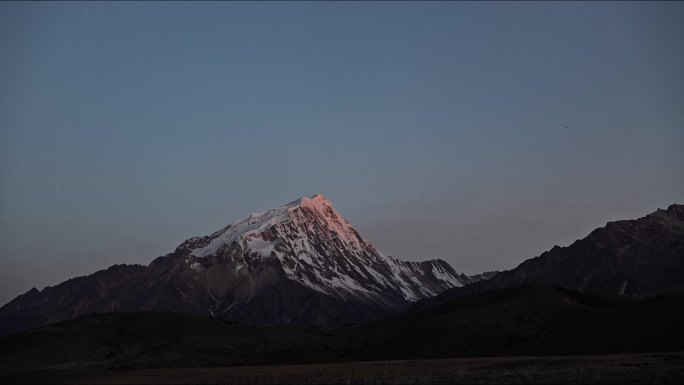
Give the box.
[179,194,483,306]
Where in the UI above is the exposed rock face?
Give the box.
[411,204,684,313]
[0,194,489,335]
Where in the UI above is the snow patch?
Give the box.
[431,261,463,288]
[189,262,202,271]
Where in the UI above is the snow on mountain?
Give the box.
[180,194,472,307]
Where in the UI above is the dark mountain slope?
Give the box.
[339,285,684,362]
[411,204,684,313]
[1,285,683,374]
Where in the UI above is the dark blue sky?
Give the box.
[1,2,683,305]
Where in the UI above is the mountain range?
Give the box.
[1,196,682,339]
[0,194,493,335]
[1,197,683,384]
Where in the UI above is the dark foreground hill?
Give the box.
[1,285,683,381]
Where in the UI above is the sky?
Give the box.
[1,2,683,306]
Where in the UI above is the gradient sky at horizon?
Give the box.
[1,2,683,305]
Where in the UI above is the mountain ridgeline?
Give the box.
[1,197,682,338]
[410,204,684,313]
[0,194,492,336]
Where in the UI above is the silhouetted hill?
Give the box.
[341,284,684,361]
[2,285,683,375]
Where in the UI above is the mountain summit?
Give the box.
[0,194,491,335]
[179,194,479,306]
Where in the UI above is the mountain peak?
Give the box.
[311,193,326,201]
[293,193,329,208]
[182,193,476,305]
[189,194,340,259]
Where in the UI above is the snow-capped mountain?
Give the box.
[180,194,476,308]
[0,194,493,335]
